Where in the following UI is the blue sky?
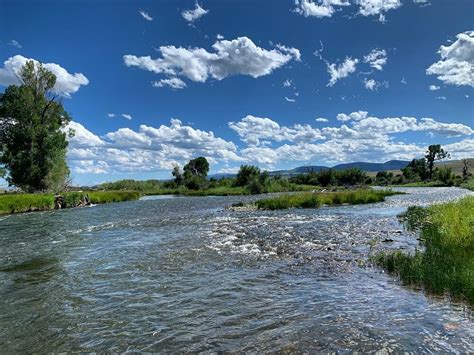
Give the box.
[1,0,473,185]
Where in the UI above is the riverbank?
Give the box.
[249,189,398,210]
[374,196,474,304]
[0,191,140,215]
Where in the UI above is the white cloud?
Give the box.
[0,55,89,97]
[182,3,209,22]
[316,117,329,122]
[426,31,474,87]
[326,57,359,86]
[336,111,368,121]
[152,77,187,89]
[107,113,116,118]
[294,0,402,21]
[121,114,133,120]
[229,115,324,146]
[66,112,473,176]
[124,37,300,86]
[357,0,402,20]
[139,10,153,21]
[401,77,407,84]
[293,0,350,18]
[283,79,292,87]
[8,40,22,48]
[436,96,447,100]
[364,78,377,90]
[429,85,440,91]
[285,96,296,102]
[66,119,242,175]
[364,49,387,70]
[216,34,224,40]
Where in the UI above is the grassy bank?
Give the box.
[254,189,398,210]
[0,191,140,215]
[461,179,474,191]
[374,196,474,304]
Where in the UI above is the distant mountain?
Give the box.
[210,160,410,179]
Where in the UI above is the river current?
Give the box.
[0,187,473,352]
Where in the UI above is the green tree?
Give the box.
[183,157,209,179]
[0,61,72,192]
[234,165,261,187]
[402,158,429,181]
[425,145,449,180]
[436,167,454,186]
[172,164,183,186]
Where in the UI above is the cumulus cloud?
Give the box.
[285,96,296,102]
[121,114,133,120]
[107,113,116,118]
[364,78,377,90]
[67,112,473,176]
[152,77,187,89]
[429,85,440,91]
[294,0,402,21]
[66,119,241,175]
[139,10,153,21]
[293,0,350,18]
[182,3,209,22]
[426,31,474,87]
[229,115,324,146]
[364,49,387,70]
[283,79,292,87]
[124,37,300,87]
[0,55,89,97]
[357,0,402,21]
[326,57,359,86]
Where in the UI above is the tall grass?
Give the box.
[255,189,397,210]
[0,194,55,214]
[0,191,140,215]
[374,196,474,304]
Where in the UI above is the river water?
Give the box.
[0,187,473,352]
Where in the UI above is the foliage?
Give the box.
[255,189,397,210]
[0,190,140,215]
[172,165,183,186]
[0,61,72,192]
[290,168,367,187]
[425,144,450,180]
[374,196,474,304]
[375,171,394,185]
[435,166,454,186]
[183,157,209,178]
[234,165,261,187]
[401,158,429,181]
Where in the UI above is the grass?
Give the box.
[461,179,474,191]
[141,183,317,197]
[373,196,474,304]
[255,189,398,210]
[0,191,140,215]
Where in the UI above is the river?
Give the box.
[0,187,473,352]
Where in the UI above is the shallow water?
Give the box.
[0,187,473,352]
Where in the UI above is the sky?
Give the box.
[0,0,473,185]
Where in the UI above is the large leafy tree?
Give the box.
[0,61,72,192]
[183,157,209,178]
[425,145,449,180]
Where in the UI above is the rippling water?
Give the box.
[0,187,473,352]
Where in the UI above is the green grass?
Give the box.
[141,183,317,197]
[461,179,474,191]
[0,194,55,214]
[255,189,398,210]
[374,196,474,304]
[0,191,140,215]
